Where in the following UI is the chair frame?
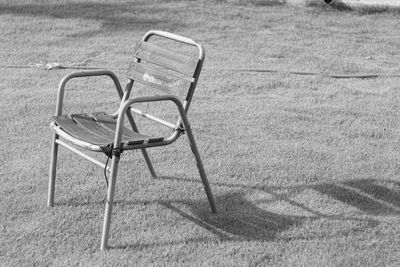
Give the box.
[48,30,217,250]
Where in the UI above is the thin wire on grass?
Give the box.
[1,63,398,79]
[102,155,110,204]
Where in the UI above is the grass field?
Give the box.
[2,0,400,266]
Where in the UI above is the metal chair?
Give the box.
[48,30,217,250]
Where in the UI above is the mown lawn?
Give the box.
[1,0,400,266]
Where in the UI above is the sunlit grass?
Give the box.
[1,0,400,266]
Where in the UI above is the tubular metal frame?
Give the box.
[48,70,156,206]
[47,30,217,250]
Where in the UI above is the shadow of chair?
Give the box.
[151,176,398,245]
[313,179,400,215]
[56,176,397,249]
[166,192,301,242]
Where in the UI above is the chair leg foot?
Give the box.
[100,154,120,250]
[48,134,59,207]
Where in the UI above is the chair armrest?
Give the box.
[54,70,123,116]
[120,95,185,116]
[112,95,188,147]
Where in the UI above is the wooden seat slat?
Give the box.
[72,114,122,141]
[72,113,145,142]
[52,115,112,145]
[91,112,142,137]
[52,114,164,146]
[91,112,164,143]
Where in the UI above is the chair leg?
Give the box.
[100,154,120,250]
[126,111,157,178]
[185,126,217,213]
[140,148,157,178]
[48,133,59,207]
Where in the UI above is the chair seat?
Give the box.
[51,112,164,151]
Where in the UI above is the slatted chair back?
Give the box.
[126,31,204,119]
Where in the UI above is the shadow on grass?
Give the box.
[108,191,305,251]
[312,179,400,215]
[0,2,184,35]
[162,176,400,216]
[56,176,398,249]
[112,176,394,247]
[235,0,286,7]
[310,0,400,14]
[168,192,301,241]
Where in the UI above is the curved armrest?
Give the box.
[121,95,185,114]
[112,95,188,147]
[54,70,123,116]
